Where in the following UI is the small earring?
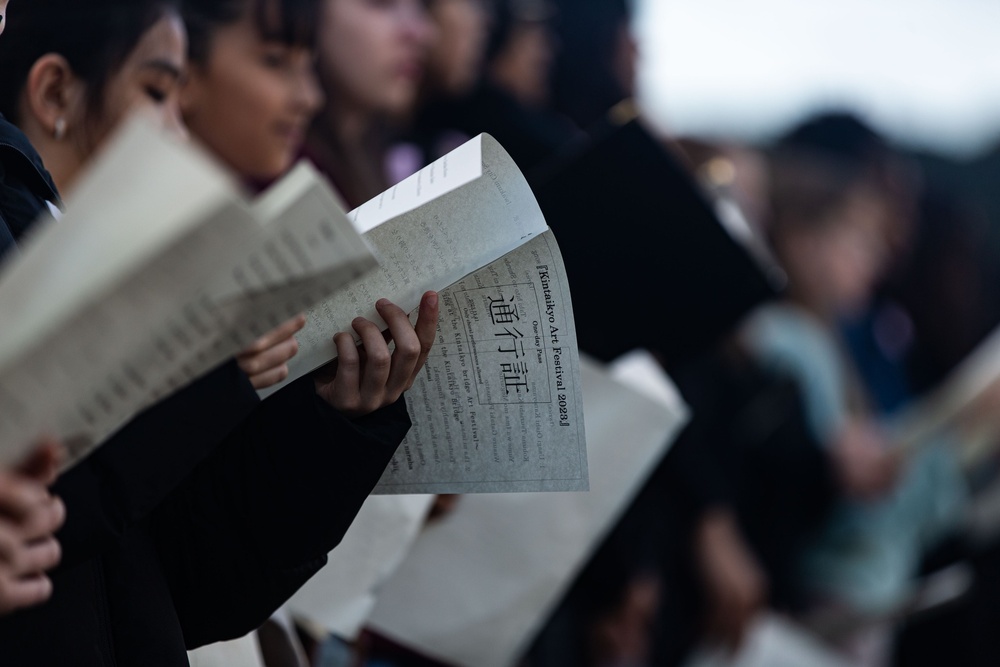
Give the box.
[54,118,67,140]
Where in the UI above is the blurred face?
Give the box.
[788,189,890,315]
[89,14,187,145]
[489,21,553,106]
[0,0,9,37]
[319,0,434,116]
[181,10,323,180]
[427,0,489,95]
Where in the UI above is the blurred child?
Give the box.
[742,147,967,637]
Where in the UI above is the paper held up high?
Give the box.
[266,134,589,494]
[0,116,376,468]
[367,353,690,667]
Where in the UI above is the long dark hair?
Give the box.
[182,0,319,64]
[0,0,180,123]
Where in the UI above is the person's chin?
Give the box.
[245,152,293,182]
[267,155,294,179]
[385,87,419,115]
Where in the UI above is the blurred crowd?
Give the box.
[3,0,1000,666]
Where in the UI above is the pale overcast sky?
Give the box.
[634,0,1000,156]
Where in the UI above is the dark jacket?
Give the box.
[0,378,410,666]
[412,82,579,175]
[0,115,413,665]
[0,114,59,263]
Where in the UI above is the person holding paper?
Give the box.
[0,0,437,664]
[741,146,967,628]
[181,2,439,661]
[180,0,440,414]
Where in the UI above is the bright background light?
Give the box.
[634,0,1000,157]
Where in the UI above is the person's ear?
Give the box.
[23,54,85,141]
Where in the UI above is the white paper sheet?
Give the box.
[188,635,264,667]
[367,354,689,667]
[210,161,376,333]
[264,135,588,494]
[287,494,435,641]
[136,162,378,399]
[0,117,256,467]
[0,119,377,469]
[374,231,586,494]
[684,615,851,667]
[264,135,549,396]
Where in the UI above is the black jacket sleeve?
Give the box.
[151,375,411,648]
[658,355,738,523]
[53,361,260,569]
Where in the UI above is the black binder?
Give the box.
[532,115,780,368]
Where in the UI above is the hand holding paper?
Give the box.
[313,292,439,417]
[263,134,588,494]
[237,314,307,390]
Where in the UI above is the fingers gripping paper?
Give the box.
[379,231,585,494]
[265,135,589,494]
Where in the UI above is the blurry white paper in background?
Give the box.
[683,614,851,667]
[187,635,264,667]
[288,494,435,641]
[369,353,688,667]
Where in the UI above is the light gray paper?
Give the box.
[367,354,689,667]
[137,162,378,402]
[264,135,589,494]
[287,494,435,641]
[188,635,264,667]
[0,119,376,468]
[684,615,851,667]
[263,134,547,396]
[375,231,587,494]
[0,117,255,467]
